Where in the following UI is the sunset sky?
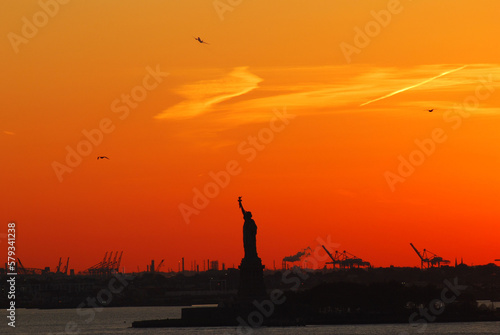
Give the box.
[1,0,499,273]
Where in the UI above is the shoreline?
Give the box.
[132,305,500,328]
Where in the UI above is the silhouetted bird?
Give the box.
[194,36,209,44]
[97,156,109,160]
[427,109,434,112]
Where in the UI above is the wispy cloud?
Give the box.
[3,131,15,135]
[157,64,500,131]
[238,64,499,116]
[360,65,467,106]
[155,66,262,120]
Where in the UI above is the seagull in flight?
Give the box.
[194,36,209,44]
[97,156,109,160]
[426,109,435,112]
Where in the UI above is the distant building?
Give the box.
[477,300,500,311]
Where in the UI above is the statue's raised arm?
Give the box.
[238,196,246,215]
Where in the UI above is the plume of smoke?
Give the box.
[283,247,312,262]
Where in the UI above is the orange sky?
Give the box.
[1,0,499,273]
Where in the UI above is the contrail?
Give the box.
[360,65,467,107]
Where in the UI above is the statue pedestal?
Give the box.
[237,257,266,300]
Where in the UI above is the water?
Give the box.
[3,307,499,335]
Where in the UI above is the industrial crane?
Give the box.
[110,251,119,270]
[426,249,450,267]
[63,257,70,274]
[105,252,114,269]
[410,243,450,268]
[410,243,429,269]
[322,245,341,268]
[55,257,62,273]
[116,251,123,272]
[156,259,165,272]
[322,245,370,269]
[82,251,122,276]
[17,258,26,274]
[16,258,42,275]
[99,252,108,269]
[339,250,371,268]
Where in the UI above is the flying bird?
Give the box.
[426,109,434,112]
[97,156,109,160]
[194,36,209,44]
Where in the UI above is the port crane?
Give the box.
[16,258,43,275]
[425,249,450,267]
[104,252,114,269]
[156,259,165,272]
[55,257,62,273]
[338,250,371,268]
[110,251,118,270]
[55,257,70,274]
[63,257,70,274]
[410,243,429,269]
[99,252,108,269]
[81,251,123,275]
[115,251,123,272]
[17,258,26,273]
[322,245,370,269]
[322,245,341,268]
[410,243,450,268]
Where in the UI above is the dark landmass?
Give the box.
[2,264,499,326]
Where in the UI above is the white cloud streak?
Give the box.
[360,65,467,106]
[155,66,262,120]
